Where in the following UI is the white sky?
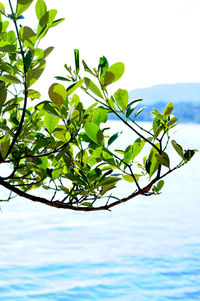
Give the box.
[4,0,200,91]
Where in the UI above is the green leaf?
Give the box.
[92,108,108,126]
[98,56,109,82]
[108,131,122,146]
[82,60,95,76]
[0,74,21,84]
[43,102,60,117]
[100,182,116,196]
[171,140,184,160]
[44,46,54,58]
[122,174,141,183]
[37,24,47,39]
[126,99,143,118]
[149,157,159,177]
[132,138,145,160]
[2,21,9,31]
[26,59,46,86]
[0,44,16,53]
[53,126,69,142]
[157,180,164,191]
[39,9,57,27]
[135,107,145,118]
[74,49,80,74]
[145,158,151,174]
[84,77,103,99]
[55,76,70,82]
[50,18,65,28]
[66,79,84,95]
[16,0,33,18]
[114,88,128,110]
[49,83,66,107]
[124,145,133,164]
[65,173,85,185]
[0,81,7,109]
[183,149,198,162]
[24,50,33,72]
[163,102,174,116]
[37,9,57,37]
[0,134,10,159]
[155,152,170,168]
[27,89,41,100]
[0,2,5,13]
[85,123,103,145]
[44,112,59,133]
[0,123,13,137]
[103,62,125,87]
[81,202,93,209]
[83,102,98,116]
[168,116,178,127]
[35,0,47,21]
[97,176,120,187]
[20,26,36,48]
[153,118,160,135]
[7,30,16,44]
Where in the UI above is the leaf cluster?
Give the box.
[0,0,197,211]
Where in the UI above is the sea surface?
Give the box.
[0,122,200,301]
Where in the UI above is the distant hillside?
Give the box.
[129,83,200,104]
[110,83,200,123]
[109,101,200,123]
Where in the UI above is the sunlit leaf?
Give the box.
[85,123,103,145]
[124,145,132,164]
[16,0,33,18]
[157,180,164,191]
[82,60,95,76]
[66,79,84,95]
[81,202,93,208]
[49,83,66,107]
[168,116,178,127]
[135,107,145,118]
[163,102,174,116]
[114,88,128,110]
[0,134,10,159]
[183,149,198,162]
[0,44,16,53]
[132,138,145,160]
[97,176,120,187]
[24,50,33,72]
[50,18,65,28]
[171,140,184,160]
[103,62,125,87]
[0,81,7,109]
[26,59,46,86]
[98,56,109,82]
[0,2,5,13]
[20,26,36,48]
[122,174,141,183]
[108,131,122,146]
[74,49,79,74]
[0,74,21,84]
[43,102,60,117]
[155,152,170,168]
[100,182,116,196]
[35,0,47,21]
[44,112,59,133]
[27,89,41,100]
[92,107,107,126]
[84,77,103,99]
[44,46,54,58]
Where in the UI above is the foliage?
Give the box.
[0,0,197,211]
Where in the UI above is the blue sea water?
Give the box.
[0,123,200,300]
